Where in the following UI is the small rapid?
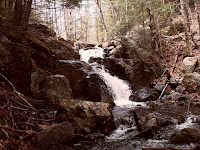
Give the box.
[78,46,200,150]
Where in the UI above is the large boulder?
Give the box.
[136,113,159,138]
[170,128,200,144]
[57,100,115,134]
[182,73,200,93]
[0,35,31,95]
[35,122,75,150]
[103,58,161,90]
[181,57,197,75]
[28,24,78,60]
[46,38,79,60]
[85,73,114,106]
[57,60,92,99]
[44,74,73,105]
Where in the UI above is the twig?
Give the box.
[0,72,36,111]
[0,142,7,150]
[157,82,169,101]
[157,68,168,81]
[0,125,35,135]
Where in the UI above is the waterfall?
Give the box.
[79,46,145,107]
[79,46,146,140]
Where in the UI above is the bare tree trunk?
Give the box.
[14,0,23,25]
[180,0,192,55]
[146,8,159,62]
[63,6,68,40]
[23,0,32,26]
[84,0,89,42]
[96,0,109,40]
[54,0,58,32]
[141,1,146,48]
[195,0,200,37]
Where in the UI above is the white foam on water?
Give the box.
[97,68,145,107]
[79,46,104,63]
[106,125,136,140]
[79,47,145,107]
[176,115,196,130]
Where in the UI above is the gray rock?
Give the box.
[57,60,92,99]
[44,74,73,104]
[57,100,115,134]
[181,57,197,75]
[182,72,200,93]
[130,87,159,102]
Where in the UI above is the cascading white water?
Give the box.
[79,46,145,107]
[79,46,146,140]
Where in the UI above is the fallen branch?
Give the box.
[157,82,169,101]
[0,73,36,111]
[157,68,168,82]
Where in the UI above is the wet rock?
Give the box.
[142,147,195,150]
[88,57,104,64]
[182,73,200,93]
[130,87,159,102]
[57,100,115,134]
[44,74,73,105]
[137,113,159,138]
[75,133,105,143]
[35,122,75,150]
[155,113,174,127]
[31,68,52,99]
[170,128,200,144]
[133,107,152,124]
[57,60,92,99]
[181,57,197,75]
[194,116,200,124]
[86,74,114,106]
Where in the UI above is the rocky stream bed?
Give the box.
[1,24,200,149]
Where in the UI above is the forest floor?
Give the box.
[157,11,200,101]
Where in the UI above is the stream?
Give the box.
[78,47,199,150]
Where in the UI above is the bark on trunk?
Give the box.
[146,8,159,62]
[180,0,192,56]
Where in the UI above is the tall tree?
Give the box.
[96,0,109,39]
[180,0,192,55]
[194,0,200,37]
